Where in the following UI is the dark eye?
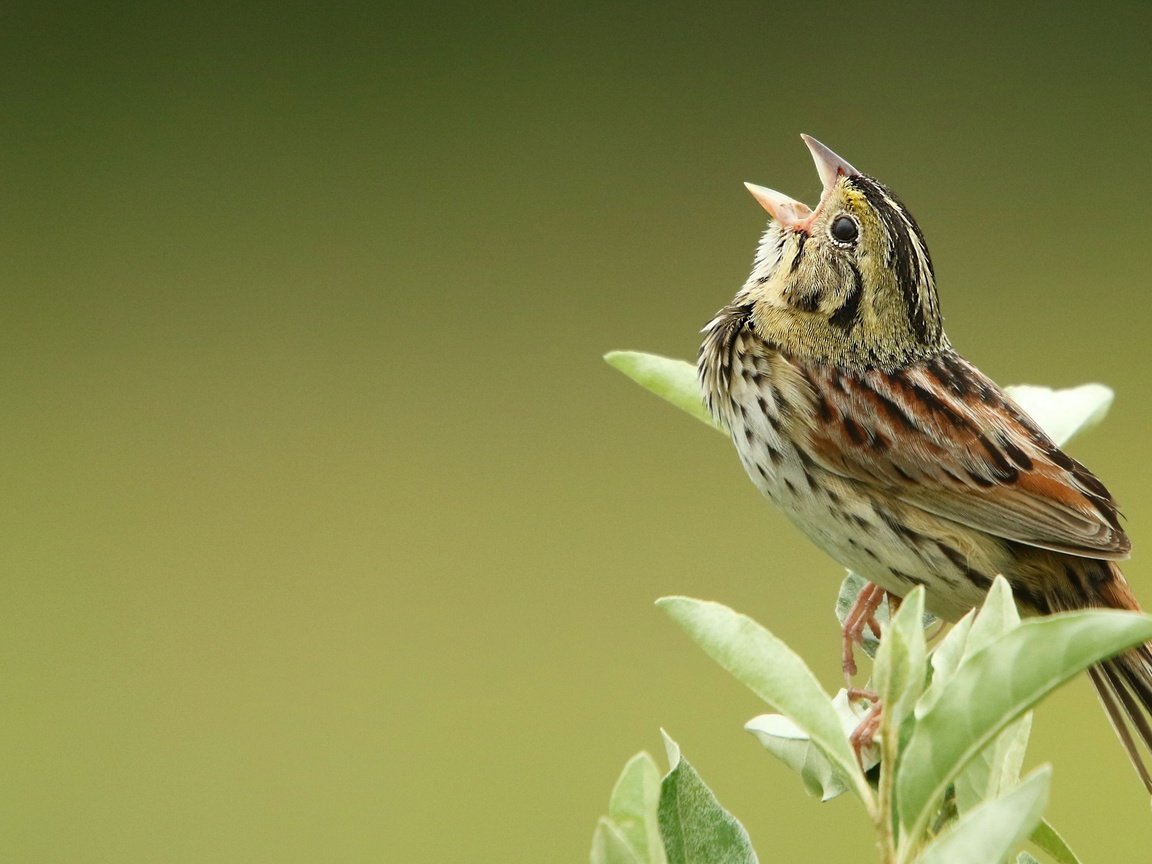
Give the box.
[830,215,859,244]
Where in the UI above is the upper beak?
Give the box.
[744,134,860,230]
[801,134,859,197]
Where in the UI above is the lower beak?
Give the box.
[744,182,812,229]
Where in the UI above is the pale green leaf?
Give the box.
[954,713,1033,814]
[658,732,758,864]
[1004,384,1112,447]
[963,576,1022,659]
[608,752,666,864]
[919,578,1019,715]
[658,597,870,803]
[897,610,1152,841]
[926,579,1031,813]
[1029,819,1084,864]
[874,587,928,735]
[592,818,645,864]
[745,713,849,801]
[744,690,876,801]
[1016,854,1041,864]
[605,352,719,430]
[914,767,1050,864]
[920,611,974,714]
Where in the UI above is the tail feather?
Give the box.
[1090,645,1152,795]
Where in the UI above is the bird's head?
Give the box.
[738,135,945,370]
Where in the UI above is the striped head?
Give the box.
[736,136,944,371]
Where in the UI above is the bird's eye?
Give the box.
[830,215,859,244]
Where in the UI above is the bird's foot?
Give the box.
[841,581,892,684]
[847,688,883,765]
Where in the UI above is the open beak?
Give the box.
[745,135,860,231]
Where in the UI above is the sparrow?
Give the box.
[698,134,1152,791]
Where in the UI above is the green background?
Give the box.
[3,2,1150,860]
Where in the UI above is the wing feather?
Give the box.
[795,351,1129,559]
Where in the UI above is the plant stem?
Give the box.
[876,711,899,863]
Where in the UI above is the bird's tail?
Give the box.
[1084,571,1152,794]
[1090,645,1152,794]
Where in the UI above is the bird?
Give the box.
[697,134,1152,791]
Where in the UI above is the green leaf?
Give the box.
[874,587,928,736]
[745,712,851,801]
[608,753,666,864]
[913,767,1050,864]
[1016,854,1041,864]
[919,578,1032,814]
[920,612,974,715]
[605,352,719,430]
[897,609,1152,842]
[658,732,759,864]
[593,818,645,864]
[919,577,1019,716]
[745,690,877,801]
[954,713,1032,815]
[1029,819,1084,864]
[961,576,1022,659]
[658,597,871,804]
[1003,384,1112,447]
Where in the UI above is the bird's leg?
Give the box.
[842,583,903,766]
[841,581,890,683]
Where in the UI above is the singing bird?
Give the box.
[698,135,1152,790]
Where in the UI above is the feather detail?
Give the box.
[791,349,1130,560]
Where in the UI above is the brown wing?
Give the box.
[795,350,1129,559]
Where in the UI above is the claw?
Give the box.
[849,697,883,766]
[841,581,888,682]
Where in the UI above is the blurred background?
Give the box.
[1,1,1150,860]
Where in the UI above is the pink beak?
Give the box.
[743,183,812,226]
[745,135,860,230]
